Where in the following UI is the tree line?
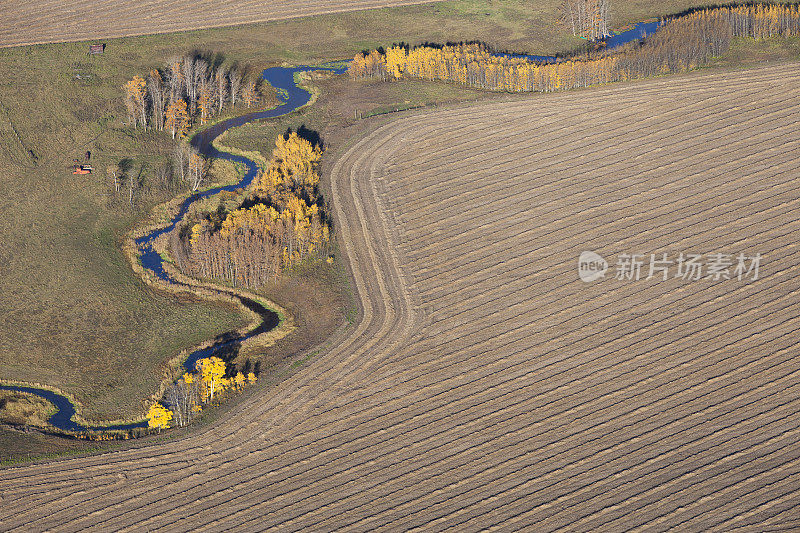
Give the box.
[349,4,800,92]
[147,355,258,430]
[111,53,261,211]
[561,0,611,39]
[173,131,331,288]
[124,54,266,136]
[105,142,210,210]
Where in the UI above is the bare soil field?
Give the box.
[0,0,439,48]
[1,63,799,530]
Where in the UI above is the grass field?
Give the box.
[221,74,495,163]
[0,1,535,428]
[0,391,56,428]
[1,61,798,529]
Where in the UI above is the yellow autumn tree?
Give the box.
[198,85,212,125]
[385,46,408,78]
[195,356,227,402]
[257,131,323,198]
[124,75,147,128]
[165,99,190,139]
[147,403,173,431]
[349,5,800,93]
[183,131,331,287]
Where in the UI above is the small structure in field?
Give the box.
[73,164,93,174]
[89,44,105,55]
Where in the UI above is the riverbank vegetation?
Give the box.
[124,55,268,133]
[149,355,258,429]
[0,391,56,429]
[349,4,800,91]
[113,55,276,210]
[561,0,612,39]
[174,131,331,287]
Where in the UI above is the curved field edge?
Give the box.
[0,62,796,529]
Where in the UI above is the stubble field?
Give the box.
[1,63,798,529]
[0,0,439,47]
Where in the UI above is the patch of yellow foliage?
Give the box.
[147,402,173,430]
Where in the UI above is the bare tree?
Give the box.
[187,148,209,191]
[561,0,610,40]
[193,59,209,107]
[107,165,120,196]
[214,66,228,113]
[166,56,184,106]
[173,142,191,186]
[229,68,242,108]
[562,0,581,36]
[147,70,165,130]
[182,56,197,114]
[166,378,200,427]
[595,0,610,39]
[123,87,137,127]
[125,55,270,132]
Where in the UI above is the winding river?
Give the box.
[0,20,661,433]
[0,62,348,433]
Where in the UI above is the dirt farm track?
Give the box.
[0,0,437,47]
[2,63,800,530]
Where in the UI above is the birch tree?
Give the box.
[123,76,147,128]
[173,142,191,186]
[166,374,200,427]
[229,69,242,108]
[187,149,208,192]
[147,69,165,130]
[561,0,611,39]
[166,56,184,106]
[214,67,228,112]
[181,56,197,113]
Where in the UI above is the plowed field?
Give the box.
[0,0,438,47]
[1,63,799,530]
